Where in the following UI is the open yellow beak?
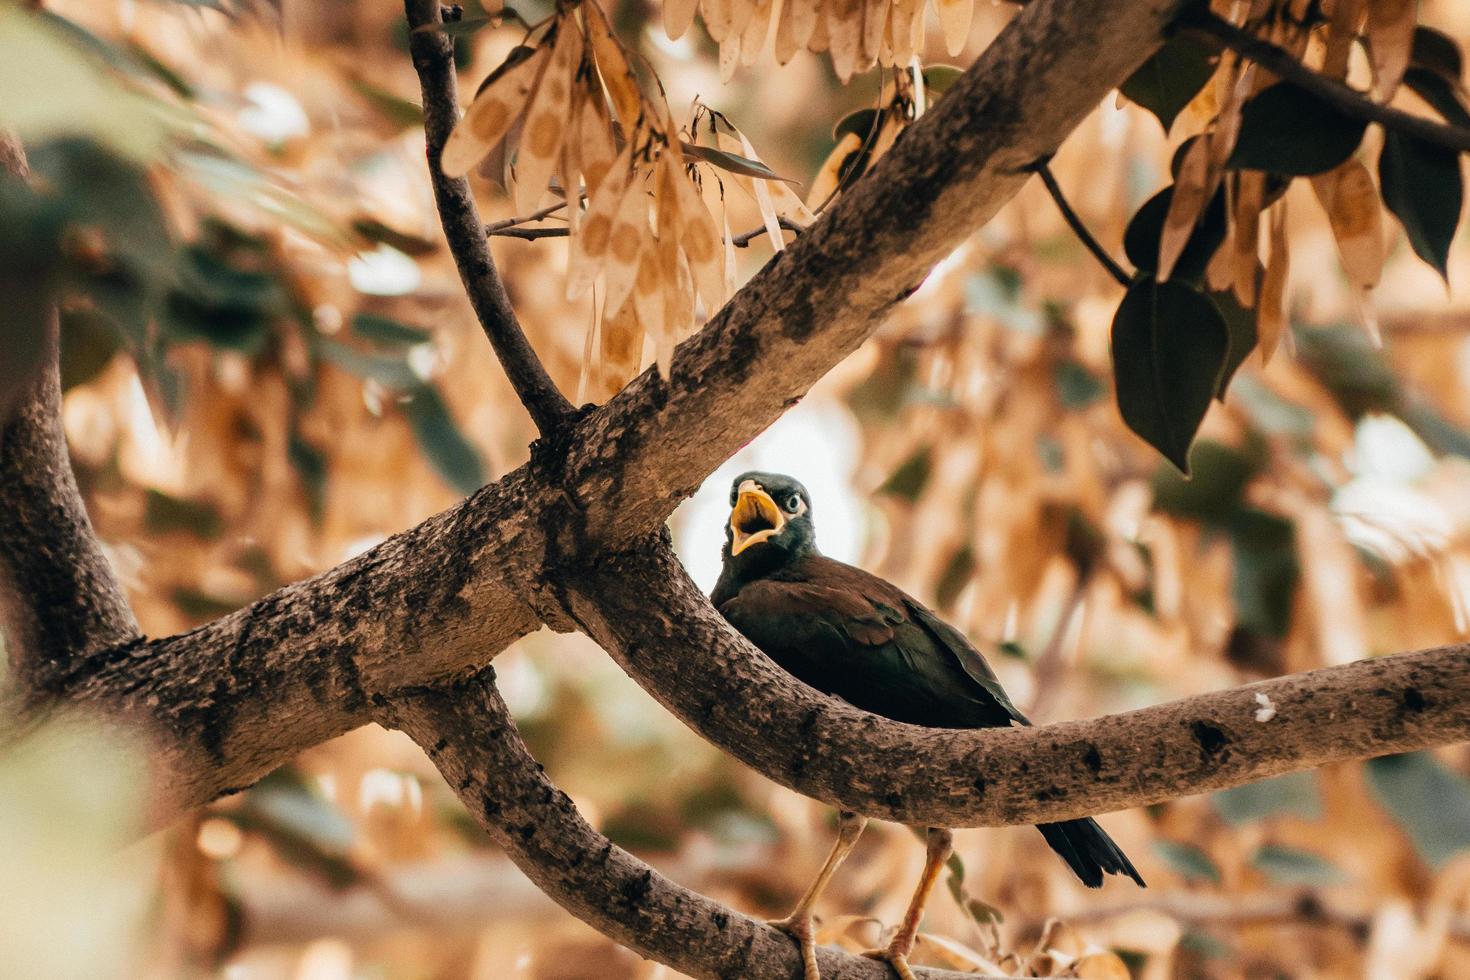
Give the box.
[729,484,785,556]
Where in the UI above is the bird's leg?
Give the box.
[766,809,868,980]
[862,826,954,980]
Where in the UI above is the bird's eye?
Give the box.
[785,494,801,513]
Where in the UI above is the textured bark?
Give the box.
[385,669,992,980]
[39,0,1188,821]
[0,133,139,720]
[565,535,1470,827]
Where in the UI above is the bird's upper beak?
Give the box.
[729,483,785,556]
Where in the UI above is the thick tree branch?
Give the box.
[563,535,1470,827]
[45,0,1187,825]
[384,668,991,980]
[0,132,139,720]
[1182,9,1470,155]
[405,0,575,437]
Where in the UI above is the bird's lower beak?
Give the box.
[730,488,785,556]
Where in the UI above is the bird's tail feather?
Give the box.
[1036,818,1145,888]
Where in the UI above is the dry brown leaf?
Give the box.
[663,0,701,41]
[630,240,667,373]
[1258,198,1290,365]
[577,83,618,199]
[722,129,785,249]
[600,295,645,391]
[560,92,585,233]
[1232,169,1265,306]
[807,131,862,209]
[741,0,774,65]
[703,0,734,41]
[602,169,652,315]
[672,166,726,310]
[775,0,817,63]
[576,282,602,404]
[1311,157,1385,293]
[827,0,862,82]
[568,141,634,299]
[1157,136,1211,282]
[935,0,974,58]
[808,0,831,53]
[441,45,549,178]
[1323,0,1366,79]
[515,19,582,213]
[1367,0,1416,101]
[587,1,642,131]
[859,0,886,69]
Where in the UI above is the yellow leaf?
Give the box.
[441,45,549,178]
[1311,157,1384,292]
[586,1,642,131]
[935,0,973,58]
[1367,0,1415,101]
[1258,199,1290,365]
[1157,135,1211,282]
[663,0,701,41]
[515,19,582,213]
[568,141,634,299]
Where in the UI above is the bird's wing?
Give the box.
[719,558,1025,729]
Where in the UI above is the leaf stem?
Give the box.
[1029,156,1132,288]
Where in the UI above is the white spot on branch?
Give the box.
[1254,692,1277,723]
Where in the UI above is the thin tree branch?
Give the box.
[1181,8,1470,155]
[563,534,1470,828]
[485,214,803,246]
[404,0,575,437]
[383,668,993,980]
[1028,156,1132,287]
[483,199,570,234]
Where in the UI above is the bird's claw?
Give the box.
[861,945,920,980]
[766,915,820,980]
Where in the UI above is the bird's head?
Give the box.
[721,471,816,574]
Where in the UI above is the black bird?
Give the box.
[712,471,1144,980]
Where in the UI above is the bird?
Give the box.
[711,471,1144,980]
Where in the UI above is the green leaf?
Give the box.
[1122,186,1227,285]
[1121,35,1218,134]
[1229,508,1298,638]
[164,243,284,353]
[58,308,121,391]
[1379,130,1462,280]
[348,77,424,129]
[1055,359,1105,409]
[934,545,975,610]
[144,489,224,537]
[351,312,432,346]
[680,143,799,184]
[289,432,328,522]
[1251,845,1350,886]
[1367,752,1470,869]
[832,108,880,142]
[1110,277,1230,472]
[403,385,486,495]
[1210,289,1258,399]
[1152,840,1221,884]
[1228,83,1367,176]
[1212,771,1321,825]
[877,446,932,502]
[318,338,421,389]
[1151,440,1262,522]
[921,65,964,95]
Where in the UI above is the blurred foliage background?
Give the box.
[5,0,1470,977]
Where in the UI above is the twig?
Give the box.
[486,214,807,246]
[404,0,574,437]
[1028,156,1132,288]
[1182,9,1470,155]
[483,199,570,234]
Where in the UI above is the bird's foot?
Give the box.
[766,914,820,980]
[861,943,919,980]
